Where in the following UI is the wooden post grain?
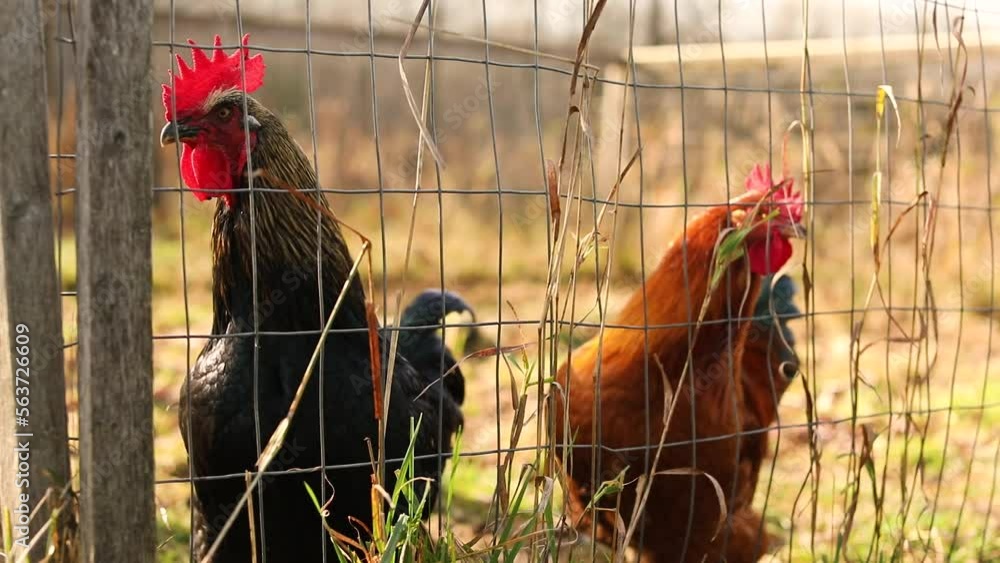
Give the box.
[75,0,155,561]
[0,0,72,560]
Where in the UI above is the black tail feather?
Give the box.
[398,289,475,405]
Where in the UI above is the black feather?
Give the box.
[180,96,467,563]
[397,289,476,406]
[751,274,801,374]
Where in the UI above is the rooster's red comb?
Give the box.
[745,163,804,223]
[162,34,265,121]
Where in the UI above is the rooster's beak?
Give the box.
[777,220,807,239]
[159,121,199,147]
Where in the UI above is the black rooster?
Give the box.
[161,36,472,562]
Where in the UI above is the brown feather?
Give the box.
[554,204,771,563]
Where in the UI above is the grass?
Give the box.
[42,110,998,563]
[41,108,1000,562]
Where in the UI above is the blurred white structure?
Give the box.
[154,0,1000,52]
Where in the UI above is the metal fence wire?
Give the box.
[39,0,1000,561]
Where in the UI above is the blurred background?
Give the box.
[42,0,1000,560]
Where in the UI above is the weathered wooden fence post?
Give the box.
[0,0,72,560]
[75,0,155,561]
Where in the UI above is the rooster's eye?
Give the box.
[215,106,232,120]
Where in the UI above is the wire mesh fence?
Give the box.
[17,0,1000,561]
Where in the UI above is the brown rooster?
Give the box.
[160,36,471,562]
[554,165,804,562]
